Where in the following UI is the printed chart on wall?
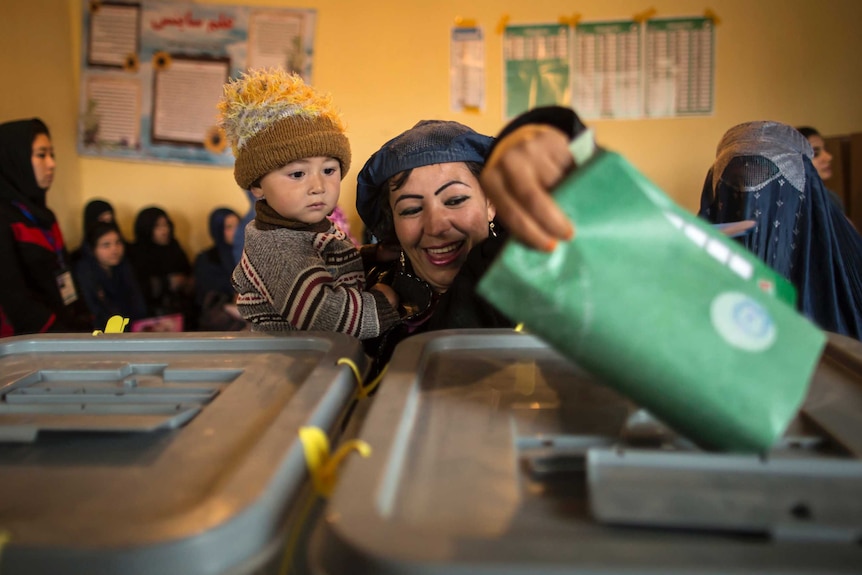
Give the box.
[503,24,571,119]
[573,20,642,120]
[450,26,485,113]
[78,1,316,166]
[644,17,714,117]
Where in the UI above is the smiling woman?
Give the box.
[0,117,92,335]
[356,120,513,363]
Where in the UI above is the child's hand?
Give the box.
[480,124,576,252]
[372,283,399,310]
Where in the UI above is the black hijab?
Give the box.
[131,206,191,277]
[0,118,55,227]
[83,199,115,233]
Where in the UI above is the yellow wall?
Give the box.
[2,0,862,257]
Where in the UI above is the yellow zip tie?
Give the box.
[633,7,657,23]
[496,14,510,35]
[278,491,317,575]
[92,315,129,335]
[703,8,721,25]
[0,529,10,563]
[337,357,388,399]
[299,426,371,498]
[558,13,582,27]
[454,16,477,28]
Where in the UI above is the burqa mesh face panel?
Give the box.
[699,121,862,339]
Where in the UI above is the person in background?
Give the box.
[218,68,399,336]
[73,221,147,329]
[232,188,256,268]
[193,207,247,331]
[701,121,862,339]
[128,205,196,329]
[71,198,122,265]
[796,126,844,211]
[0,117,91,336]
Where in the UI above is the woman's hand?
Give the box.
[480,124,576,251]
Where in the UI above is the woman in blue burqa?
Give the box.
[699,121,862,339]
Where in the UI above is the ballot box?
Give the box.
[0,331,368,575]
[309,329,862,575]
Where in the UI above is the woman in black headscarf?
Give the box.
[70,198,122,265]
[0,118,91,336]
[127,205,196,328]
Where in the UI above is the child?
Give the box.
[74,221,147,329]
[218,68,399,336]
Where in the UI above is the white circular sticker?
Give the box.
[710,292,777,352]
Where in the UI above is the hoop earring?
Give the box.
[489,221,498,238]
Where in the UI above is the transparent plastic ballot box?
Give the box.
[310,329,862,575]
[0,331,369,575]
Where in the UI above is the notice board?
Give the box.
[78,1,316,166]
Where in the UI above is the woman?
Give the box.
[356,120,527,361]
[796,125,844,212]
[700,121,862,339]
[70,198,121,265]
[128,205,195,329]
[193,207,246,331]
[74,220,147,329]
[0,117,91,336]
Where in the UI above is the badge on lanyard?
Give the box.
[56,269,78,305]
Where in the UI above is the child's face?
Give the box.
[94,230,124,269]
[252,156,341,224]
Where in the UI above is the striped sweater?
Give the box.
[232,216,400,338]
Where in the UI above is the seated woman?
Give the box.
[74,221,147,329]
[356,115,586,362]
[128,205,196,329]
[193,207,247,331]
[700,121,862,339]
[71,198,123,265]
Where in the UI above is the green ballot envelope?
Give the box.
[477,139,827,452]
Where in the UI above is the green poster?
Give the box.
[503,24,571,119]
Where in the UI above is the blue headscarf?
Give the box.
[699,121,862,339]
[194,207,239,305]
[208,207,239,271]
[356,120,494,244]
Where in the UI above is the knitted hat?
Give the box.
[218,69,351,190]
[356,120,493,242]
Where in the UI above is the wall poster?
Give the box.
[78,0,316,166]
[573,20,642,120]
[503,24,571,120]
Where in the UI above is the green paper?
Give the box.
[478,149,826,452]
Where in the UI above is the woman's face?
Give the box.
[806,134,833,181]
[152,216,171,246]
[31,133,56,190]
[94,230,124,269]
[223,213,240,246]
[389,162,495,293]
